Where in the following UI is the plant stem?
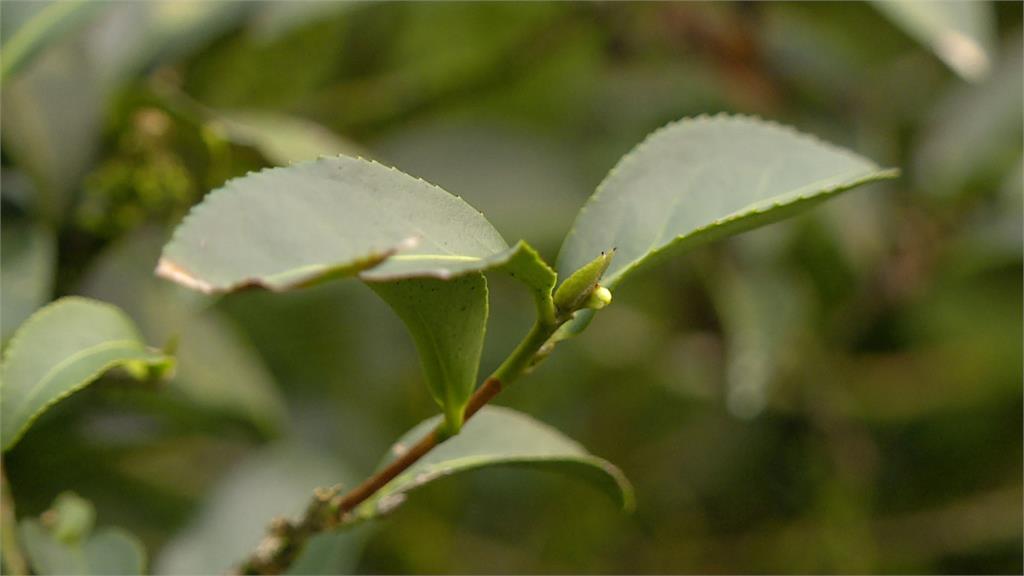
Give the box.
[1,462,29,576]
[238,319,563,575]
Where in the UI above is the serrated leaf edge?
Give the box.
[557,112,900,283]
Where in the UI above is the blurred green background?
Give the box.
[2,1,1021,573]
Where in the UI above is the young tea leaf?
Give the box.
[0,297,173,451]
[557,114,898,293]
[370,274,489,434]
[355,406,634,520]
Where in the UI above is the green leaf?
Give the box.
[158,155,511,293]
[557,114,898,292]
[370,274,488,434]
[355,406,634,520]
[0,222,55,341]
[872,0,995,82]
[155,444,366,575]
[79,227,288,435]
[0,0,103,81]
[19,492,146,575]
[0,297,173,451]
[214,109,362,166]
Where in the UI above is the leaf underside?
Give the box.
[370,274,489,433]
[556,114,899,291]
[0,297,172,451]
[356,406,634,520]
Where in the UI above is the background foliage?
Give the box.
[2,1,1021,573]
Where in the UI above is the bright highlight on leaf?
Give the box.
[557,114,899,292]
[0,297,173,451]
[355,406,634,520]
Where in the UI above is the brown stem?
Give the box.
[239,313,567,575]
[335,377,504,517]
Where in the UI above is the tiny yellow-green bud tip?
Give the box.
[586,286,613,310]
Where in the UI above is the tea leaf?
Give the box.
[356,406,634,520]
[558,114,898,292]
[0,297,173,451]
[370,274,489,434]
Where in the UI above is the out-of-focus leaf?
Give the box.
[0,297,173,451]
[155,444,365,575]
[1,30,107,218]
[19,492,146,575]
[0,0,103,81]
[215,109,362,166]
[248,0,357,43]
[0,1,247,220]
[78,227,288,434]
[0,222,55,341]
[158,155,512,292]
[915,36,1023,198]
[371,274,488,433]
[872,0,995,82]
[355,406,634,520]
[557,114,898,291]
[712,256,806,419]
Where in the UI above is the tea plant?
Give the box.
[1,114,896,574]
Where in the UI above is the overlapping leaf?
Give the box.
[157,155,513,292]
[355,406,634,520]
[1,297,172,451]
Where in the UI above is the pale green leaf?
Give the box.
[158,155,510,293]
[155,444,366,575]
[0,297,173,451]
[1,222,55,341]
[215,109,363,166]
[557,114,898,292]
[370,274,488,434]
[872,0,995,82]
[19,492,146,575]
[355,406,634,520]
